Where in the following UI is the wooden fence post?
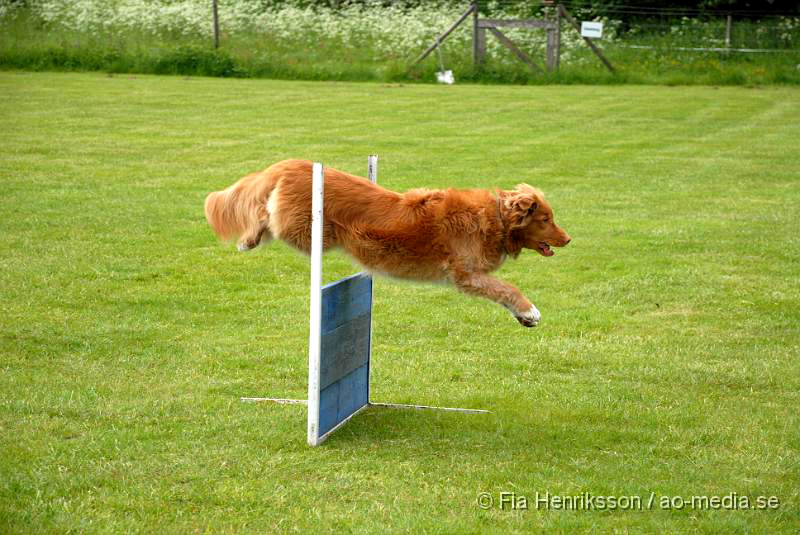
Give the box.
[475,26,486,66]
[472,2,481,66]
[725,15,732,49]
[555,5,561,70]
[212,0,220,49]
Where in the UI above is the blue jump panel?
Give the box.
[321,273,372,334]
[318,363,369,436]
[317,273,372,437]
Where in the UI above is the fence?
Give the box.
[2,1,799,82]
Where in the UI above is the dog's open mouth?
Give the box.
[536,242,554,257]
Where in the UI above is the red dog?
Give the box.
[205,160,570,327]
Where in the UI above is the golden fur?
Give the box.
[204,159,570,326]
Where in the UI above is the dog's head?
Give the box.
[502,184,571,257]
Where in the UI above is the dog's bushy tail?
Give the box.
[204,189,243,241]
[204,169,278,242]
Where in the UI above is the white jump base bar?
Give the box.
[242,397,489,415]
[242,156,488,446]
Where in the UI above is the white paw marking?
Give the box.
[517,304,541,327]
[237,242,251,252]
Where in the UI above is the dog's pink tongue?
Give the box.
[543,247,554,257]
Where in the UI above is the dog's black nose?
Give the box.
[564,238,571,245]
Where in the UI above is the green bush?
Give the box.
[151,45,241,77]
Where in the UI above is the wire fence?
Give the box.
[1,0,799,82]
[478,0,800,53]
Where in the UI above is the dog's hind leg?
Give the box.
[451,270,540,327]
[237,221,272,252]
[237,202,273,252]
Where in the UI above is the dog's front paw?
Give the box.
[237,242,253,252]
[515,304,541,327]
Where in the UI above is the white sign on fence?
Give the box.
[581,21,604,39]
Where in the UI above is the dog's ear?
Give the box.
[504,185,539,228]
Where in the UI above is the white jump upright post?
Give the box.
[307,162,325,445]
[366,155,377,402]
[242,156,489,447]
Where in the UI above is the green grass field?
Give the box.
[1,72,798,533]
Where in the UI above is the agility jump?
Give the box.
[240,157,488,446]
